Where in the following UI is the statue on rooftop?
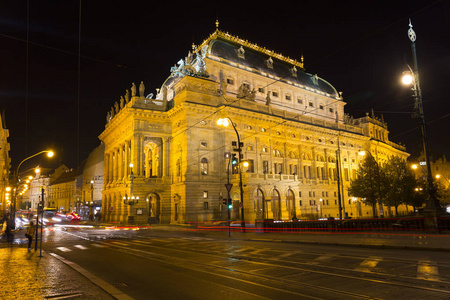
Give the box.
[125,89,130,103]
[131,83,137,97]
[106,111,111,123]
[110,107,115,118]
[265,92,271,106]
[114,102,119,114]
[120,96,124,109]
[139,81,145,98]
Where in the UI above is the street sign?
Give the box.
[419,161,426,166]
[225,183,233,192]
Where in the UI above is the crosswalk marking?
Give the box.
[417,260,440,281]
[56,247,72,252]
[313,253,336,262]
[74,245,88,250]
[354,256,382,272]
[130,240,153,245]
[111,241,130,246]
[278,250,302,258]
[235,247,255,253]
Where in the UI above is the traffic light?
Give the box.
[222,197,227,205]
[231,154,238,165]
[228,198,232,209]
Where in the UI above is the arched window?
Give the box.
[286,189,296,220]
[200,158,208,175]
[272,189,281,220]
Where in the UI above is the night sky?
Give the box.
[1,0,449,171]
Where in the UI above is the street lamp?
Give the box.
[13,150,54,222]
[217,117,245,230]
[124,163,139,224]
[401,20,441,217]
[358,150,384,218]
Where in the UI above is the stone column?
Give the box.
[118,145,123,181]
[140,135,145,176]
[131,135,138,175]
[104,154,109,184]
[125,140,129,177]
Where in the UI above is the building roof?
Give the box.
[50,168,78,185]
[195,30,339,98]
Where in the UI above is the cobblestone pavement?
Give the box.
[0,245,114,300]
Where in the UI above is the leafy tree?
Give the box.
[382,156,418,216]
[349,157,381,217]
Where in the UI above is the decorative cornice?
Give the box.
[194,29,305,70]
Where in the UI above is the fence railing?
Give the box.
[254,216,450,233]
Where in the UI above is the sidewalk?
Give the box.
[0,230,114,300]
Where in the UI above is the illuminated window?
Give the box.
[200,158,208,175]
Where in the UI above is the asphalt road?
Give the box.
[41,227,450,300]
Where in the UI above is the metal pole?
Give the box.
[336,149,343,220]
[39,188,44,257]
[34,195,39,251]
[229,120,245,230]
[227,156,231,237]
[407,21,441,219]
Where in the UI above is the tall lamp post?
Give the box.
[359,150,384,218]
[123,163,139,224]
[401,20,441,218]
[13,150,54,223]
[217,117,245,230]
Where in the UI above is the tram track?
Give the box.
[48,231,450,299]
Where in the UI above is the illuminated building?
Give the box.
[100,28,409,224]
[0,112,11,215]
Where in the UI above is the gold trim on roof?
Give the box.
[194,29,305,70]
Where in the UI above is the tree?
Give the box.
[349,157,381,217]
[382,156,418,216]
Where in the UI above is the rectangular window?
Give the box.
[247,159,254,173]
[319,105,324,110]
[299,191,302,198]
[309,102,314,107]
[299,200,302,206]
[263,161,269,174]
[274,163,283,174]
[297,97,303,104]
[203,191,208,198]
[243,83,250,89]
[226,78,234,85]
[258,87,265,93]
[272,91,279,97]
[285,94,291,101]
[344,168,349,181]
[329,108,334,113]
[204,202,209,209]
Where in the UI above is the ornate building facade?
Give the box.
[0,111,10,215]
[100,29,409,224]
